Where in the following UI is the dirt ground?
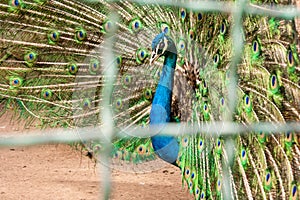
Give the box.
[0,114,193,200]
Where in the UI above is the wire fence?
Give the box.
[0,0,300,199]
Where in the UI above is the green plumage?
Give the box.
[0,0,300,199]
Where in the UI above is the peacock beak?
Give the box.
[150,50,161,65]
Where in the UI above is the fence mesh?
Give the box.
[0,0,300,199]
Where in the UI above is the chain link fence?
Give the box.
[0,0,300,199]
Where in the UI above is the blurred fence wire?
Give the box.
[0,0,300,199]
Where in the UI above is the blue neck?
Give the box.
[150,52,179,165]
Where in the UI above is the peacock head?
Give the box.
[150,32,177,64]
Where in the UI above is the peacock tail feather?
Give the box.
[0,0,300,199]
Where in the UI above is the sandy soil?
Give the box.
[0,114,193,200]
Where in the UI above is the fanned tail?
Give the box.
[0,0,300,199]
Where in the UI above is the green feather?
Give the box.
[0,1,299,199]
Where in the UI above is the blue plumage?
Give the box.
[150,33,179,165]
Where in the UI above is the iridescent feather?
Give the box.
[0,0,299,199]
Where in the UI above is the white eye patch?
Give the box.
[155,37,168,55]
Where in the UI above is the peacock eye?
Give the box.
[103,20,114,33]
[213,53,220,66]
[240,148,247,167]
[68,63,78,75]
[27,53,35,61]
[240,147,247,167]
[285,131,293,145]
[164,26,169,33]
[269,74,278,91]
[116,57,120,64]
[207,28,212,39]
[286,132,291,139]
[13,0,19,6]
[8,0,24,11]
[243,94,252,112]
[10,77,23,88]
[129,18,143,33]
[220,21,226,35]
[245,95,249,105]
[217,139,221,147]
[203,80,207,88]
[182,137,189,147]
[52,32,57,39]
[191,172,195,179]
[115,98,123,110]
[41,89,53,100]
[123,74,132,86]
[177,39,185,54]
[220,97,225,106]
[82,98,91,109]
[136,48,148,64]
[258,131,266,144]
[75,28,87,43]
[197,13,203,21]
[180,8,186,20]
[198,138,204,152]
[271,75,276,86]
[89,59,100,74]
[287,50,294,66]
[266,172,271,182]
[203,103,208,112]
[189,29,195,40]
[116,56,122,67]
[160,22,170,34]
[264,170,272,191]
[107,21,111,29]
[185,168,190,177]
[136,144,146,155]
[200,191,205,199]
[202,102,210,120]
[181,11,185,18]
[114,151,122,159]
[48,30,60,44]
[144,88,152,100]
[253,41,257,52]
[24,51,37,66]
[189,181,193,188]
[29,53,33,60]
[216,178,222,192]
[241,149,246,157]
[292,184,297,197]
[252,39,261,58]
[11,0,21,7]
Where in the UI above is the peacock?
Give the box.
[0,0,300,199]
